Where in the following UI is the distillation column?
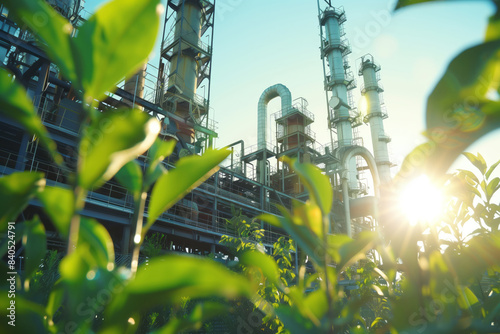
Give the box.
[160,0,216,152]
[359,55,392,183]
[168,1,201,101]
[318,4,358,190]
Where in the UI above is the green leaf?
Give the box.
[78,108,160,190]
[0,172,45,228]
[0,293,46,333]
[2,0,161,103]
[73,0,161,102]
[37,186,74,236]
[282,157,332,215]
[486,5,500,41]
[274,306,317,334]
[486,177,500,202]
[115,161,143,202]
[457,287,480,310]
[0,222,23,259]
[463,152,487,175]
[46,283,64,326]
[292,201,324,239]
[449,232,500,283]
[456,169,480,185]
[395,0,461,10]
[419,40,500,177]
[0,68,62,165]
[336,231,378,271]
[78,217,115,269]
[150,302,228,334]
[146,148,230,231]
[144,138,176,189]
[102,255,252,333]
[22,215,47,281]
[303,289,328,323]
[486,159,500,180]
[259,209,324,268]
[240,251,281,286]
[58,246,123,329]
[2,0,76,83]
[147,138,176,174]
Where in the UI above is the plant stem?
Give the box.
[67,103,90,254]
[67,186,86,254]
[131,191,147,276]
[323,214,334,333]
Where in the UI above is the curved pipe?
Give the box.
[257,84,292,150]
[339,145,380,237]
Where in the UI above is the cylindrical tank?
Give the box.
[168,0,202,101]
[360,56,391,183]
[321,7,357,190]
[323,9,352,145]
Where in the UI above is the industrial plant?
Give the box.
[0,0,394,255]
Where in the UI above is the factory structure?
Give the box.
[0,0,393,255]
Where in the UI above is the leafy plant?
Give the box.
[0,0,251,333]
[219,207,265,255]
[1,0,500,333]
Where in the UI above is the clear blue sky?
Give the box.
[84,0,498,172]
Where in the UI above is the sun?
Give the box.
[399,175,444,226]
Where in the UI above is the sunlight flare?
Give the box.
[399,175,444,226]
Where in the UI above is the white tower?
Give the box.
[318,4,360,190]
[359,54,392,183]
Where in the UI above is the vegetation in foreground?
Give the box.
[0,0,499,333]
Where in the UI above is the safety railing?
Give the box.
[0,149,19,175]
[360,81,384,94]
[0,149,292,246]
[244,143,276,156]
[39,97,83,134]
[272,98,315,123]
[276,125,316,141]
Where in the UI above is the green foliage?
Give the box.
[30,250,61,302]
[1,0,500,333]
[397,1,500,179]
[0,68,62,164]
[2,0,161,104]
[22,216,47,283]
[78,108,159,190]
[37,186,74,236]
[2,0,76,90]
[395,0,459,10]
[0,0,237,332]
[141,233,168,258]
[70,0,161,103]
[219,208,265,254]
[147,148,230,231]
[281,157,333,215]
[102,255,252,333]
[0,172,44,228]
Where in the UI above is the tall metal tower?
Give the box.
[158,0,216,154]
[359,54,392,183]
[317,0,361,190]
